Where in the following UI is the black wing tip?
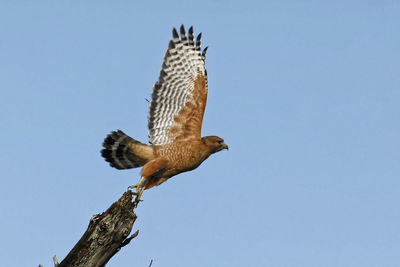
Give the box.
[173,25,198,41]
[172,27,179,39]
[202,46,208,58]
[180,25,187,41]
[171,25,203,49]
[196,32,202,49]
[168,39,175,49]
[188,26,194,44]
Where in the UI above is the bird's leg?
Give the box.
[128,176,145,194]
[137,186,146,201]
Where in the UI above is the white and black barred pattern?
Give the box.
[101,130,141,169]
[148,25,208,145]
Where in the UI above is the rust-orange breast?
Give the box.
[154,141,210,174]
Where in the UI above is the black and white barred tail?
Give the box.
[101,130,150,170]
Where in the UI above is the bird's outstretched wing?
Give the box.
[148,25,208,145]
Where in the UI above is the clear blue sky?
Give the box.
[1,1,399,266]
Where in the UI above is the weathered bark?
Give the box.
[53,190,140,267]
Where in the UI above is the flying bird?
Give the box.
[101,25,228,199]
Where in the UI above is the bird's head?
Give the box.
[202,136,229,154]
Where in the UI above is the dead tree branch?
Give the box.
[51,190,139,267]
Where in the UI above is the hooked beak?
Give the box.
[222,143,229,150]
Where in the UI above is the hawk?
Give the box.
[101,25,228,199]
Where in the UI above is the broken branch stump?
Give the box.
[57,190,139,267]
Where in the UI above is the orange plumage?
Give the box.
[101,25,228,197]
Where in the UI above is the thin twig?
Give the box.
[53,255,59,267]
[149,259,153,267]
[121,229,139,247]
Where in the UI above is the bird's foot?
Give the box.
[133,186,146,207]
[128,176,146,206]
[127,184,139,191]
[127,176,145,193]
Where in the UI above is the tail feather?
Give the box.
[101,130,152,170]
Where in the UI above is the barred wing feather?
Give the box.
[148,25,208,145]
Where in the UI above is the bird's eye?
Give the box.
[218,140,224,145]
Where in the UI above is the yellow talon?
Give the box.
[128,176,145,192]
[129,176,147,204]
[137,186,146,200]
